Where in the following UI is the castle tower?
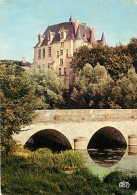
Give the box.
[75,25,82,40]
[101,32,106,46]
[74,25,83,51]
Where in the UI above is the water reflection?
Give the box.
[78,146,137,179]
[88,148,126,167]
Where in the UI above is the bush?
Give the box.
[53,150,84,171]
[104,171,137,190]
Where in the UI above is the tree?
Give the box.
[26,66,64,109]
[0,63,38,154]
[110,67,137,108]
[70,46,91,72]
[70,44,133,79]
[70,63,114,108]
[128,37,137,72]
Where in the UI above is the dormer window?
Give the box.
[48,30,55,44]
[59,27,67,40]
[61,32,64,39]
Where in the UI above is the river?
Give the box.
[78,145,137,180]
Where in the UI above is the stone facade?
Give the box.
[33,16,106,88]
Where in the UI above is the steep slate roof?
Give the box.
[34,20,105,47]
[39,21,91,46]
[77,24,91,42]
[41,22,75,46]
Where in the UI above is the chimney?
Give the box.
[22,57,26,64]
[90,26,96,44]
[74,19,80,34]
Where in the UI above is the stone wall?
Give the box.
[32,109,137,124]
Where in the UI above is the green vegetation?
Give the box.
[128,37,137,72]
[70,42,134,80]
[104,171,137,190]
[0,63,38,155]
[0,62,64,153]
[26,65,64,109]
[1,149,136,195]
[110,67,137,108]
[70,63,114,108]
[63,38,137,109]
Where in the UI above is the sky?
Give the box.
[0,0,137,63]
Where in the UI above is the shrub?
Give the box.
[104,171,137,190]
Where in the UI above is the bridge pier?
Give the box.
[128,134,137,146]
[74,137,88,150]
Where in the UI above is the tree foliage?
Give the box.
[70,63,114,108]
[27,66,64,109]
[110,67,137,108]
[128,37,137,72]
[0,63,37,154]
[71,43,133,79]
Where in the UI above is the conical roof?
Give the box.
[101,32,106,46]
[75,25,82,40]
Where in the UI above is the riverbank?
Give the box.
[1,148,137,195]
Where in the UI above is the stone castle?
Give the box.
[33,16,106,87]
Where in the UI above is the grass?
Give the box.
[1,148,137,195]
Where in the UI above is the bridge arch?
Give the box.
[87,126,127,149]
[24,129,72,152]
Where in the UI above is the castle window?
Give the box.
[38,49,41,59]
[57,51,59,58]
[64,68,66,75]
[59,68,61,76]
[48,47,51,57]
[60,59,63,66]
[61,42,64,48]
[66,49,68,57]
[43,48,45,58]
[60,50,63,56]
[48,63,50,69]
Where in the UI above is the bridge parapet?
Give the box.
[32,109,137,124]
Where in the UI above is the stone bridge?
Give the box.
[14,109,137,150]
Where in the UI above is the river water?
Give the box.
[78,146,137,180]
